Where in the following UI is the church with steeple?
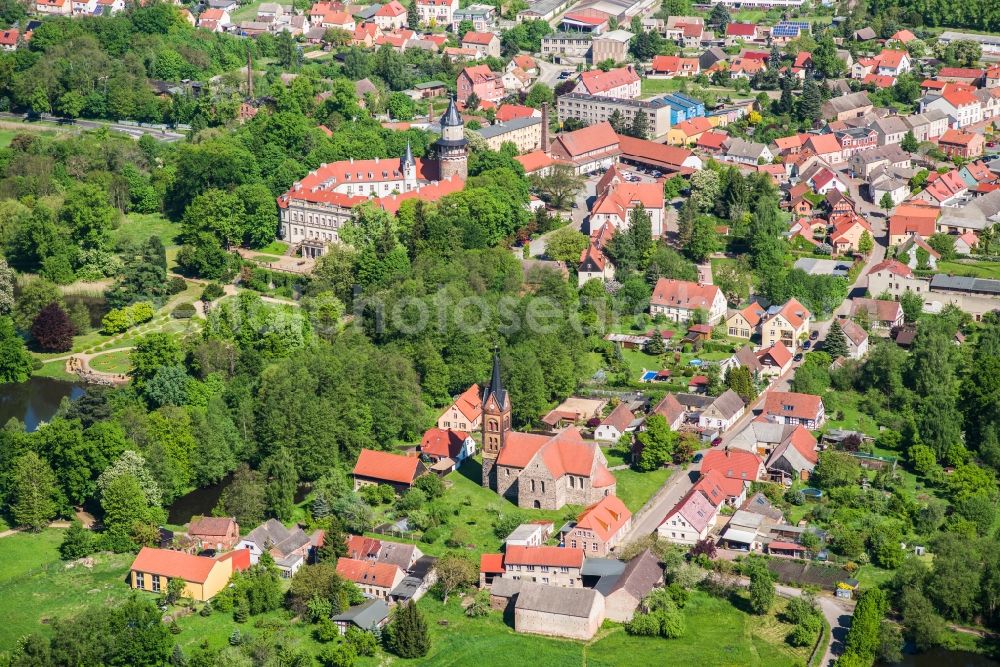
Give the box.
[277,97,468,257]
[481,351,617,511]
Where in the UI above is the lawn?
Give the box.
[256,240,288,255]
[88,349,132,374]
[615,466,672,512]
[0,530,135,650]
[936,260,1000,280]
[641,77,687,97]
[112,213,182,255]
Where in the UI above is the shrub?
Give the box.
[201,283,225,301]
[102,301,155,334]
[787,621,815,647]
[171,303,196,319]
[421,526,446,544]
[167,277,187,294]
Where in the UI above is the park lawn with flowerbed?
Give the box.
[88,349,133,374]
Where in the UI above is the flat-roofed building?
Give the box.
[474,116,543,153]
[557,93,672,138]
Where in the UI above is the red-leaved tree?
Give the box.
[31,303,75,352]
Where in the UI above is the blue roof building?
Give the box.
[658,93,706,125]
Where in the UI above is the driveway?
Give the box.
[775,583,855,667]
[810,230,887,342]
[535,60,574,90]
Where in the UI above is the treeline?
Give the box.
[866,0,999,32]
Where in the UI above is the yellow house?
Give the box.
[129,547,250,602]
[666,117,713,146]
[726,303,766,339]
[761,298,812,350]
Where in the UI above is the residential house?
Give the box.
[726,303,766,339]
[198,7,231,31]
[666,116,714,146]
[904,109,949,142]
[36,0,72,14]
[461,31,500,58]
[756,341,793,378]
[437,385,485,434]
[187,517,240,552]
[762,391,825,429]
[804,135,844,165]
[761,298,811,350]
[835,126,878,157]
[573,66,640,100]
[372,0,406,29]
[728,420,815,461]
[0,29,18,51]
[896,233,940,270]
[850,295,906,331]
[821,91,874,121]
[353,449,426,493]
[765,427,820,482]
[331,599,390,635]
[657,486,719,544]
[415,0,458,27]
[579,223,615,287]
[236,519,315,577]
[954,231,978,255]
[649,55,700,78]
[698,389,746,433]
[129,547,250,602]
[451,3,495,31]
[872,115,909,146]
[590,164,665,235]
[651,393,686,430]
[848,144,911,180]
[501,546,585,587]
[839,318,870,359]
[514,582,605,640]
[888,204,940,245]
[939,129,984,159]
[921,85,983,128]
[337,558,406,600]
[699,449,765,506]
[696,130,729,155]
[563,495,632,556]
[725,22,759,44]
[456,65,503,104]
[830,213,874,255]
[420,427,476,470]
[593,403,635,442]
[602,549,664,623]
[917,169,968,206]
[724,137,773,165]
[506,522,549,548]
[937,67,984,85]
[649,278,727,324]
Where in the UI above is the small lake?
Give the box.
[883,649,1000,667]
[167,478,312,526]
[0,377,85,432]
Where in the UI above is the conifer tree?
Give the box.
[388,600,430,658]
[825,319,849,359]
[798,78,822,124]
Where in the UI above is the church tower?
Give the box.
[481,349,511,489]
[401,140,417,191]
[435,97,468,181]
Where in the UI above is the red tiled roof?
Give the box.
[504,545,584,568]
[793,51,811,68]
[553,121,619,158]
[200,8,224,19]
[876,49,907,69]
[806,134,841,155]
[652,393,685,425]
[673,117,713,138]
[216,548,250,572]
[131,547,219,584]
[188,517,237,537]
[942,86,978,108]
[769,540,807,552]
[495,104,536,122]
[863,73,896,88]
[420,428,468,458]
[336,557,402,588]
[691,469,726,507]
[701,449,763,483]
[890,29,916,43]
[662,487,716,533]
[0,29,18,46]
[577,66,639,95]
[725,22,756,36]
[937,67,983,80]
[763,391,823,422]
[651,278,721,310]
[353,449,421,485]
[346,534,382,560]
[600,403,634,431]
[563,10,607,25]
[375,0,405,16]
[480,553,505,573]
[768,298,811,329]
[940,129,979,147]
[450,383,482,421]
[757,341,792,368]
[697,130,728,150]
[462,30,496,45]
[617,135,696,169]
[651,55,698,74]
[515,149,555,173]
[574,495,631,542]
[888,215,936,238]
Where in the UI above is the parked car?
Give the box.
[794,353,803,362]
[711,436,723,446]
[803,340,811,350]
[810,330,819,340]
[692,452,704,463]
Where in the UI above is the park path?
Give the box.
[0,520,71,539]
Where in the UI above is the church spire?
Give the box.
[483,347,507,409]
[402,140,414,169]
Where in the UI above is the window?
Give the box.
[592,543,598,551]
[571,540,577,548]
[152,575,161,593]
[560,566,568,573]
[135,572,145,588]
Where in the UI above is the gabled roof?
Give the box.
[495,103,536,122]
[706,389,745,420]
[353,449,422,485]
[374,0,405,16]
[851,297,904,323]
[607,548,663,600]
[663,486,717,533]
[890,29,916,43]
[462,30,497,45]
[420,428,468,458]
[514,581,600,618]
[505,545,584,568]
[763,391,823,422]
[480,553,505,574]
[600,403,634,432]
[766,298,811,329]
[701,449,763,484]
[577,66,639,95]
[574,495,631,542]
[449,383,482,421]
[650,278,721,310]
[725,22,756,36]
[806,134,842,155]
[940,129,979,147]
[336,557,403,588]
[839,318,868,347]
[552,121,619,159]
[460,64,498,84]
[243,518,311,557]
[130,547,247,583]
[757,341,792,368]
[691,469,727,507]
[672,116,714,137]
[346,534,382,560]
[875,49,907,69]
[497,427,605,484]
[188,517,237,537]
[652,393,685,425]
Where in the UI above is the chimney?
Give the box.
[541,102,549,153]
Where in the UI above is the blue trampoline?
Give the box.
[641,371,657,381]
[689,359,704,366]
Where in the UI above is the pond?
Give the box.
[167,476,312,526]
[0,377,85,432]
[64,294,110,328]
[882,649,1000,667]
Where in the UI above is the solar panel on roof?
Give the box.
[772,26,799,36]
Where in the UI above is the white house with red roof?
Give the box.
[649,55,700,78]
[36,0,71,14]
[761,298,811,350]
[563,495,631,556]
[804,135,844,166]
[649,278,727,324]
[198,7,231,31]
[762,391,825,429]
[372,0,407,29]
[724,22,758,44]
[420,427,475,470]
[921,85,983,128]
[699,449,765,506]
[320,11,355,30]
[437,383,482,431]
[593,403,635,442]
[0,29,18,51]
[658,486,719,544]
[589,164,665,236]
[353,449,426,493]
[573,66,640,100]
[756,341,793,378]
[415,0,458,27]
[497,545,585,587]
[874,49,910,76]
[336,558,406,599]
[461,30,500,58]
[865,260,928,303]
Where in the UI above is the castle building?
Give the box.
[277,98,468,257]
[481,351,617,510]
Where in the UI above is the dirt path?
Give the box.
[0,520,72,538]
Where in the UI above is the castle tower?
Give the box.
[401,140,416,191]
[481,349,511,489]
[435,97,468,181]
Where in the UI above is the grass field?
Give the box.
[936,260,1000,280]
[88,349,132,374]
[641,78,688,96]
[113,213,182,250]
[614,466,672,512]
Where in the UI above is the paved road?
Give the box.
[622,462,701,542]
[776,583,854,666]
[0,112,186,142]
